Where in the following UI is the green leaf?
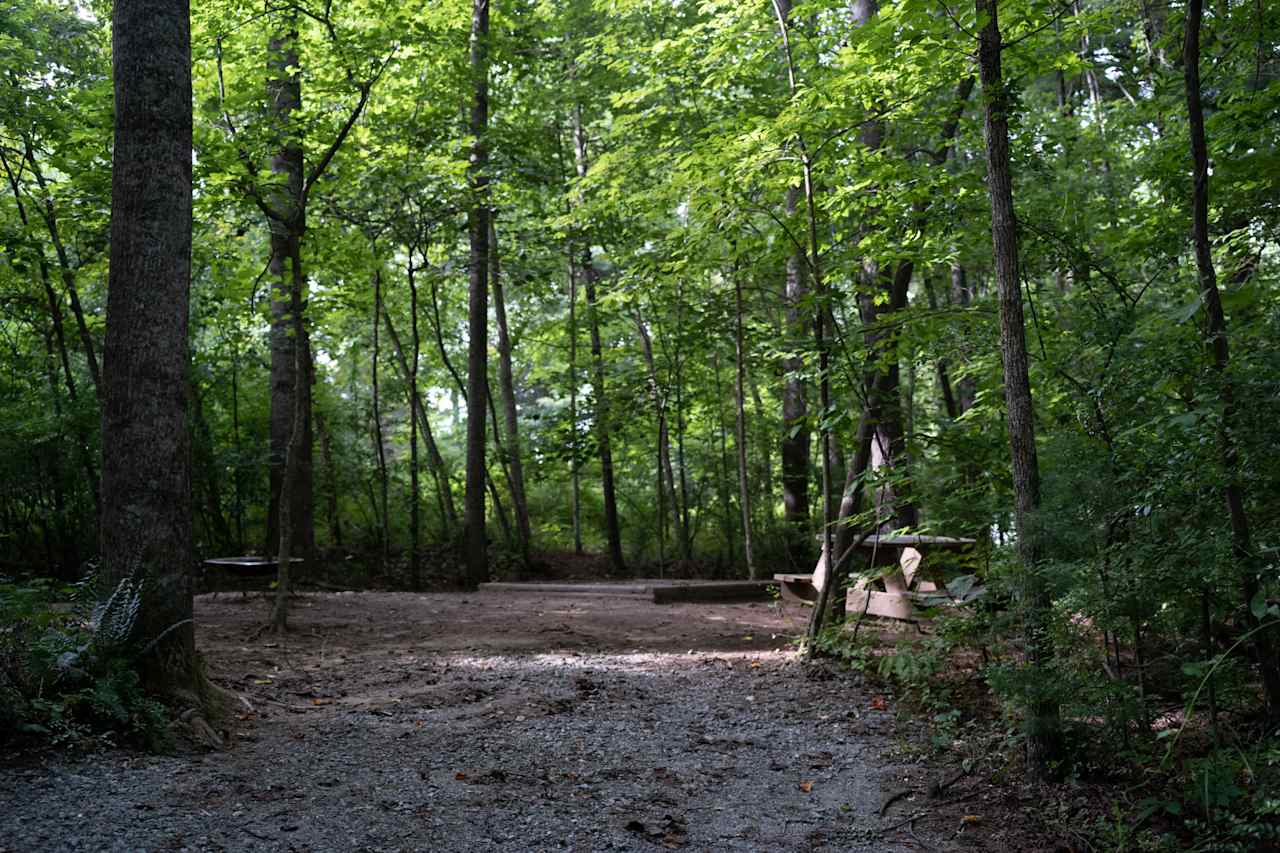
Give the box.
[1251,590,1268,621]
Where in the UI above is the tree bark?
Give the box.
[270,302,305,633]
[371,268,390,569]
[850,0,919,547]
[582,253,625,573]
[490,219,532,563]
[1183,0,1280,714]
[772,0,835,645]
[712,348,737,567]
[673,327,693,559]
[977,0,1062,776]
[749,374,775,531]
[951,265,978,413]
[574,105,625,573]
[776,0,811,571]
[464,0,491,587]
[566,243,584,554]
[635,311,682,561]
[857,260,917,537]
[408,253,422,590]
[230,345,244,551]
[780,185,811,568]
[929,274,961,421]
[101,0,200,694]
[264,15,314,563]
[733,271,756,578]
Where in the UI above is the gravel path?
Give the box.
[1,590,960,852]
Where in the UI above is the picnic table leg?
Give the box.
[845,546,918,621]
[898,547,939,592]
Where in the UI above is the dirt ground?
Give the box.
[1,588,1049,852]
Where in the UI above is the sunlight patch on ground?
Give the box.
[436,649,794,676]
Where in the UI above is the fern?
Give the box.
[88,572,144,652]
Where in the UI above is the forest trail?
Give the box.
[2,591,1006,851]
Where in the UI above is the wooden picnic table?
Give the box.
[202,556,303,595]
[845,534,976,621]
[775,533,977,620]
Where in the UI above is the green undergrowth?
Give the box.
[1,574,172,752]
[815,597,1280,851]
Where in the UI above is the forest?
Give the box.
[1,0,1279,848]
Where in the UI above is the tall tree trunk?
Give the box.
[485,378,518,537]
[951,265,978,413]
[1183,0,1280,714]
[264,15,314,563]
[771,0,835,645]
[776,0,813,568]
[230,345,244,551]
[371,268,390,569]
[712,348,737,567]
[464,0,491,587]
[635,312,682,559]
[672,283,694,558]
[582,255,625,573]
[780,185,811,569]
[857,260,916,536]
[928,273,961,420]
[490,218,532,564]
[405,258,501,538]
[101,0,200,695]
[977,0,1061,775]
[271,301,305,633]
[574,105,625,573]
[749,375,776,531]
[566,244,583,554]
[408,254,422,590]
[851,0,917,543]
[733,271,756,578]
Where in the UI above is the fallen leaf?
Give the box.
[750,660,761,668]
[799,780,814,793]
[454,772,468,781]
[253,679,273,685]
[311,698,332,706]
[870,696,887,711]
[961,814,981,824]
[743,635,754,641]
